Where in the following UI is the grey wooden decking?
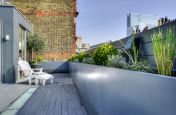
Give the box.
[0,84,32,113]
[17,74,88,115]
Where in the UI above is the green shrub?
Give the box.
[82,57,94,64]
[129,61,156,73]
[68,54,79,62]
[68,52,89,62]
[73,59,79,62]
[107,55,155,73]
[92,44,118,65]
[107,55,129,69]
[31,60,38,65]
[36,55,44,63]
[77,52,89,62]
[30,55,44,64]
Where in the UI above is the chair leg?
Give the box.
[40,79,43,84]
[50,79,53,84]
[43,80,46,85]
[35,79,39,85]
[28,79,32,85]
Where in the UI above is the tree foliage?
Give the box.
[27,33,45,54]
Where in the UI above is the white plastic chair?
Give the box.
[18,60,54,85]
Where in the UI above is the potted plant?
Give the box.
[30,55,44,68]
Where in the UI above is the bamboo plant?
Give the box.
[132,33,137,65]
[152,27,176,76]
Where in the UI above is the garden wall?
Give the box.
[134,20,176,66]
[69,62,176,115]
[113,20,176,66]
[89,20,176,67]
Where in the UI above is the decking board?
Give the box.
[0,84,32,113]
[17,74,88,115]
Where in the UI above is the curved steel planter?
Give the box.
[69,62,176,115]
[39,61,69,73]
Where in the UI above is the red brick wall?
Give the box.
[13,0,77,60]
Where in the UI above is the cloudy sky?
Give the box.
[76,0,176,45]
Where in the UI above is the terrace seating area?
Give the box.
[1,61,176,115]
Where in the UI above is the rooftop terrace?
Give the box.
[0,74,87,115]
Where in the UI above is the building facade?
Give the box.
[76,37,90,53]
[127,13,159,36]
[12,0,78,60]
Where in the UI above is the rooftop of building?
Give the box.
[127,13,159,17]
[88,19,176,51]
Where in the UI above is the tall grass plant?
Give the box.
[152,27,176,76]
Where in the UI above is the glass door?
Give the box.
[0,18,2,83]
[19,26,26,60]
[18,26,27,82]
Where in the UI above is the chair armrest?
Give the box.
[19,69,31,73]
[32,68,43,73]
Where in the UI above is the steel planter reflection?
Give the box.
[69,62,176,115]
[40,61,69,73]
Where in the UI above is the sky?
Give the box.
[76,0,176,46]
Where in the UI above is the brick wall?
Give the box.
[12,0,77,60]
